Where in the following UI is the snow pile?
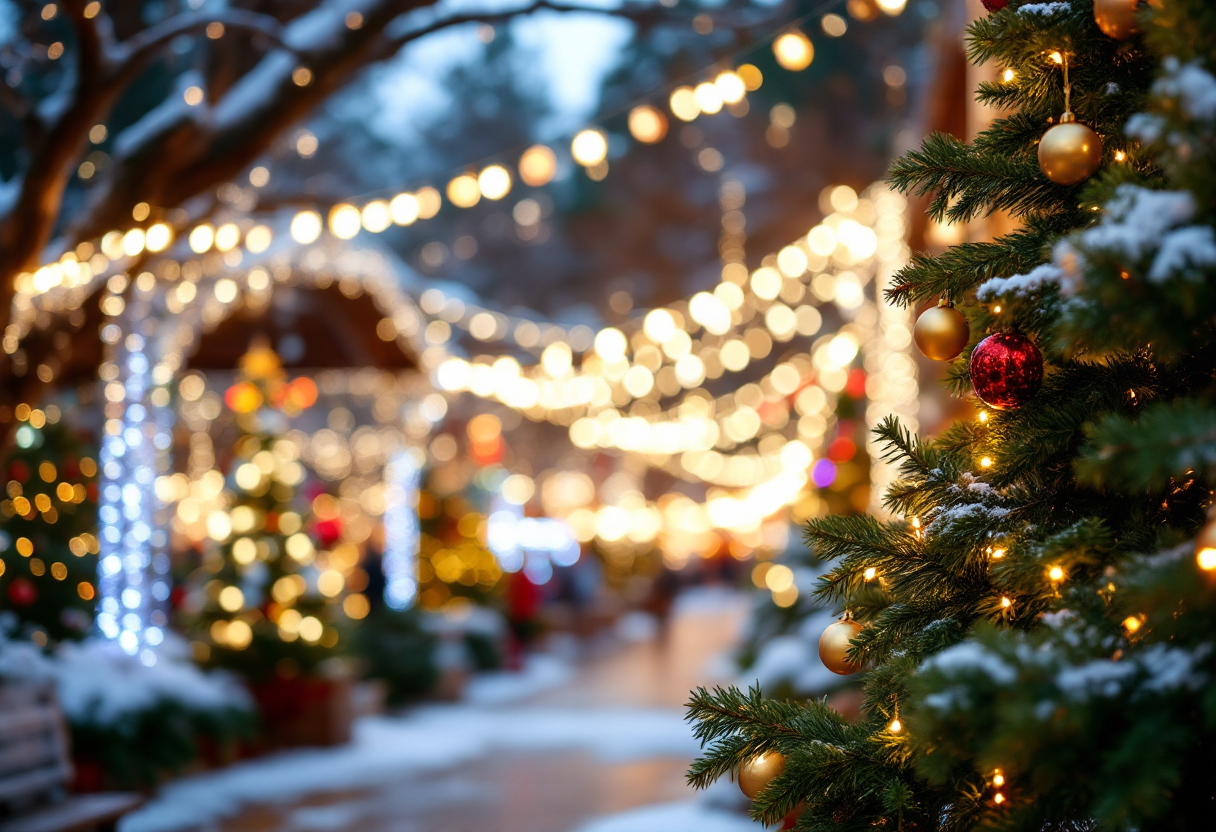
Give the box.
[1078,186,1196,260]
[926,503,1010,537]
[120,703,701,832]
[1018,3,1070,17]
[572,799,760,832]
[976,262,1063,302]
[0,634,251,728]
[1042,184,1216,288]
[463,653,575,705]
[1154,57,1216,122]
[921,642,1018,685]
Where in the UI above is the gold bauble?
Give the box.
[1196,516,1216,572]
[739,752,786,799]
[914,301,970,361]
[819,618,864,675]
[1038,116,1104,185]
[1093,0,1143,40]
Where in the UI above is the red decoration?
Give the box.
[9,460,29,482]
[7,577,37,607]
[315,516,342,547]
[969,332,1043,410]
[981,0,1008,11]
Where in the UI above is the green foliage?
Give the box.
[0,420,98,644]
[686,2,1216,830]
[348,607,439,704]
[71,699,255,789]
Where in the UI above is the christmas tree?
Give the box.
[0,408,99,645]
[186,342,343,680]
[687,2,1216,830]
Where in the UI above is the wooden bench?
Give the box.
[0,684,142,832]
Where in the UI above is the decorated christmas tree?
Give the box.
[185,341,343,680]
[687,2,1216,829]
[0,408,99,645]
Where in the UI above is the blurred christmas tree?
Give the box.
[0,407,98,645]
[687,2,1216,830]
[187,341,346,680]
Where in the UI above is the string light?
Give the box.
[980,456,993,468]
[1198,545,1216,571]
[1001,596,1013,609]
[863,566,877,580]
[1048,565,1065,582]
[1122,614,1143,633]
[993,770,1005,787]
[888,717,902,733]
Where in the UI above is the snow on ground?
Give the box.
[121,702,701,832]
[572,799,763,832]
[464,653,576,705]
[120,589,754,832]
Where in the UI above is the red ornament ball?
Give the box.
[7,577,37,607]
[315,517,342,547]
[981,0,1008,12]
[969,332,1043,410]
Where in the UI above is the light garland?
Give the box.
[383,448,424,610]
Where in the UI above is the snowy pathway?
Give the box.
[119,589,758,832]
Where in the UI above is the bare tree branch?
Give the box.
[108,8,290,88]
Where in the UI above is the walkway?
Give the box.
[120,589,756,832]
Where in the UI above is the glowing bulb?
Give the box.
[519,144,557,187]
[994,793,1005,805]
[989,548,1006,559]
[290,210,322,244]
[447,174,481,208]
[978,410,988,423]
[1048,566,1065,582]
[993,305,1002,314]
[863,567,877,581]
[571,129,608,166]
[1114,150,1126,162]
[1122,615,1143,633]
[888,718,902,733]
[1000,596,1013,609]
[1002,68,1015,82]
[993,771,1005,787]
[1199,547,1216,571]
[478,165,512,200]
[628,106,667,144]
[980,457,993,469]
[773,31,814,71]
[188,224,214,253]
[1049,51,1064,65]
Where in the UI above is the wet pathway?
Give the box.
[124,590,752,832]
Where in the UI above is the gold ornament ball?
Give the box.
[1038,117,1104,185]
[819,618,864,675]
[914,302,970,361]
[1093,0,1143,40]
[1196,517,1216,572]
[739,752,786,799]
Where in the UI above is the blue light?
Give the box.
[383,449,423,610]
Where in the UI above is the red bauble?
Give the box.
[315,517,342,547]
[981,0,1008,11]
[7,577,37,607]
[969,332,1043,410]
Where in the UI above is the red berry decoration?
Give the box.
[969,332,1043,410]
[981,0,1008,11]
[7,577,37,607]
